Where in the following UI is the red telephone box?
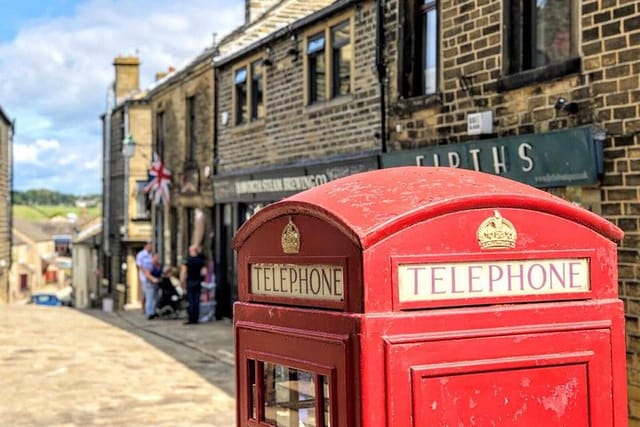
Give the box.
[233,166,627,426]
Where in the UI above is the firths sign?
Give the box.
[398,258,590,302]
[250,263,344,301]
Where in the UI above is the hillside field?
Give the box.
[13,205,101,222]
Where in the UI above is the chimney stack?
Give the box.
[113,56,140,102]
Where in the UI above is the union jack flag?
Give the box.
[144,152,171,205]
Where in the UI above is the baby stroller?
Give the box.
[156,275,186,319]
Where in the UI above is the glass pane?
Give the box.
[332,22,351,97]
[249,360,256,419]
[236,82,247,124]
[536,0,571,66]
[264,363,317,427]
[307,35,325,54]
[321,375,331,427]
[251,61,264,119]
[423,9,437,94]
[309,53,326,104]
[235,67,247,84]
[331,22,350,48]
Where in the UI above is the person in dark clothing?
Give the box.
[180,245,207,324]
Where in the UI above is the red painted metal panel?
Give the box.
[232,167,627,427]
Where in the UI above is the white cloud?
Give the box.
[1,0,244,195]
[13,144,40,164]
[35,139,60,151]
[83,159,99,171]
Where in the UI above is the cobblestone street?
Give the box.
[0,305,236,426]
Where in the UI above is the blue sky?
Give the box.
[0,0,244,195]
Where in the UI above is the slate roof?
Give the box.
[216,0,340,63]
[12,218,51,244]
[146,0,341,96]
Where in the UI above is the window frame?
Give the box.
[250,60,265,120]
[234,67,248,126]
[186,94,196,161]
[399,0,440,100]
[155,110,165,158]
[499,0,580,91]
[303,13,354,106]
[232,54,267,127]
[331,20,352,98]
[134,180,151,220]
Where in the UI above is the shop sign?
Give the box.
[381,126,601,188]
[214,154,378,201]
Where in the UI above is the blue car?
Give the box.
[31,293,63,306]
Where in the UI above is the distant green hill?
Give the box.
[13,205,101,222]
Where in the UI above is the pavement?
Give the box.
[0,304,237,426]
[89,306,236,368]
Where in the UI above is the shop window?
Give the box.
[247,359,332,426]
[305,17,353,105]
[135,180,151,219]
[401,0,438,98]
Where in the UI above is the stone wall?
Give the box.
[148,58,216,263]
[216,2,382,173]
[0,114,10,302]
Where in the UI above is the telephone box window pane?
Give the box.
[263,363,317,426]
[321,375,331,427]
[248,359,257,419]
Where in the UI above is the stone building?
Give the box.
[0,107,12,303]
[100,56,152,308]
[146,51,216,273]
[212,0,382,318]
[379,0,639,420]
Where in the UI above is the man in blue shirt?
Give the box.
[136,242,159,319]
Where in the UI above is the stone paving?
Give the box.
[0,304,236,426]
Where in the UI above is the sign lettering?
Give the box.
[251,263,344,301]
[398,258,589,302]
[383,126,601,188]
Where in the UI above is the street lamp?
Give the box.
[121,133,135,307]
[122,133,136,158]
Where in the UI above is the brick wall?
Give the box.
[385,0,640,420]
[216,2,382,173]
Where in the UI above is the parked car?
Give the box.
[30,286,73,307]
[31,293,63,306]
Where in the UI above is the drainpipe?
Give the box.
[103,82,114,295]
[376,0,388,153]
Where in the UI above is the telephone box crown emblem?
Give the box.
[281,217,300,254]
[477,210,517,249]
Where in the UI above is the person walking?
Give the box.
[136,242,160,320]
[180,245,207,325]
